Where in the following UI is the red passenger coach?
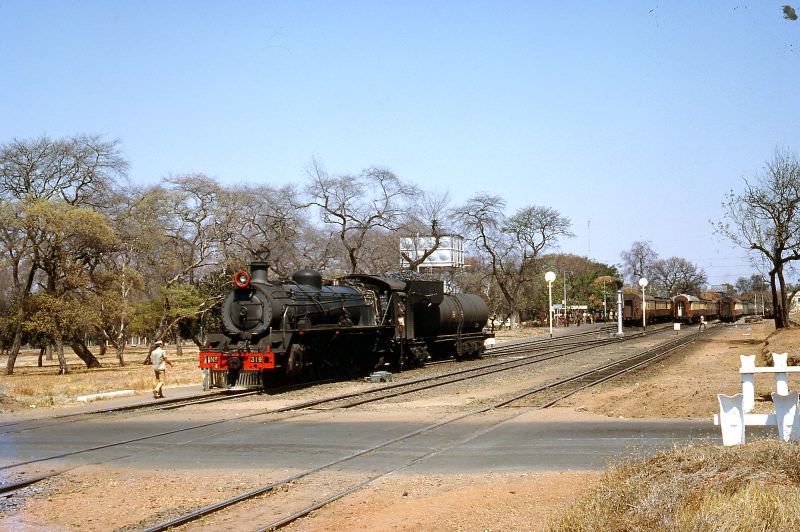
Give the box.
[622,293,672,324]
[719,296,757,322]
[673,294,719,323]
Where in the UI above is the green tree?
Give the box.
[25,200,120,373]
[0,135,126,374]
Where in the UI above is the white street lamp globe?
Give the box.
[545,271,557,283]
[638,277,649,288]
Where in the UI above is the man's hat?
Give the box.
[154,340,163,346]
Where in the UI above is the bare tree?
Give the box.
[358,229,403,274]
[0,135,125,207]
[715,148,800,328]
[620,241,658,284]
[95,184,165,365]
[650,256,707,296]
[456,194,573,326]
[293,224,340,274]
[304,159,414,273]
[221,184,307,278]
[735,274,769,296]
[137,175,232,348]
[398,190,452,271]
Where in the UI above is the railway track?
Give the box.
[0,326,620,437]
[0,323,694,504]
[0,378,341,436]
[141,325,710,531]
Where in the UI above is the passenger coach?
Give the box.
[673,294,719,323]
[622,292,672,324]
[719,296,757,322]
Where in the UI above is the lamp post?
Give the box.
[639,277,649,332]
[545,271,556,338]
[563,271,568,325]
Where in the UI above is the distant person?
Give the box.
[144,340,173,398]
[699,315,706,331]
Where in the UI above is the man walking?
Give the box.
[146,340,173,398]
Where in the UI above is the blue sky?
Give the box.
[2,1,799,285]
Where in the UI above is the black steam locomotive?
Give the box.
[200,263,492,389]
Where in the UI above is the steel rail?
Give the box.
[254,327,711,531]
[0,325,672,480]
[143,326,711,531]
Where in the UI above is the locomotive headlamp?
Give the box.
[234,270,251,288]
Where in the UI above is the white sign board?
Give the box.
[400,234,464,268]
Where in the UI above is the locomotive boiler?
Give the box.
[200,263,493,389]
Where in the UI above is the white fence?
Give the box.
[715,353,800,445]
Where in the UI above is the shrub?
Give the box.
[553,441,800,531]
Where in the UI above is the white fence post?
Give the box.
[740,355,756,413]
[772,352,789,395]
[771,391,800,442]
[717,394,746,446]
[717,353,800,443]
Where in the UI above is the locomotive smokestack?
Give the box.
[250,262,268,283]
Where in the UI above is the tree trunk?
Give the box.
[4,326,23,375]
[46,344,53,361]
[174,333,183,357]
[116,344,126,366]
[38,346,44,367]
[116,327,126,366]
[778,268,791,327]
[771,271,785,329]
[6,265,37,375]
[68,336,102,368]
[54,335,68,375]
[98,340,107,358]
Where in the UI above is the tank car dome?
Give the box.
[292,269,322,289]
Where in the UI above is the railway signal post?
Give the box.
[545,271,556,338]
[616,281,624,336]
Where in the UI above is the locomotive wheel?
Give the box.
[287,344,305,376]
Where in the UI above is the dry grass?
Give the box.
[552,441,800,531]
[0,345,203,410]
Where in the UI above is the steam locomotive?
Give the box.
[199,263,492,389]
